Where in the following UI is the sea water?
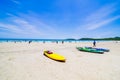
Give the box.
[0,38,112,43]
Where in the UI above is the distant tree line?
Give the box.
[65,38,76,40]
[79,37,120,40]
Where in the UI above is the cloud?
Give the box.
[17,12,57,32]
[11,0,20,4]
[0,23,24,34]
[0,13,57,38]
[87,15,120,30]
[13,19,42,34]
[84,3,117,22]
[80,3,120,30]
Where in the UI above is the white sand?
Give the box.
[0,41,120,80]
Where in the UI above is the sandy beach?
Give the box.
[0,41,120,80]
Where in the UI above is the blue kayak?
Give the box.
[76,47,104,54]
[85,47,110,52]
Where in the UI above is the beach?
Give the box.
[0,41,120,80]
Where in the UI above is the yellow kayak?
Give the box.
[44,50,66,62]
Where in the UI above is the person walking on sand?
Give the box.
[93,40,96,47]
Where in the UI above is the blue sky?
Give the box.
[0,0,120,39]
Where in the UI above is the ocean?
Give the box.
[0,38,112,43]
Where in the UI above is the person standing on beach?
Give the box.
[93,40,96,47]
[62,41,64,44]
[56,41,58,44]
[29,41,32,44]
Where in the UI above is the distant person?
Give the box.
[14,41,16,43]
[43,41,45,44]
[29,40,32,44]
[93,40,96,47]
[56,41,58,44]
[62,41,64,44]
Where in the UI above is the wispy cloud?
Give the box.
[0,13,57,38]
[0,23,24,34]
[87,15,120,30]
[84,3,117,22]
[13,19,42,34]
[11,0,20,4]
[18,12,57,33]
[80,3,120,30]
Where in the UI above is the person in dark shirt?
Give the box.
[93,40,96,47]
[29,40,32,44]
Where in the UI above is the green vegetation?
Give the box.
[65,38,77,40]
[79,37,120,40]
